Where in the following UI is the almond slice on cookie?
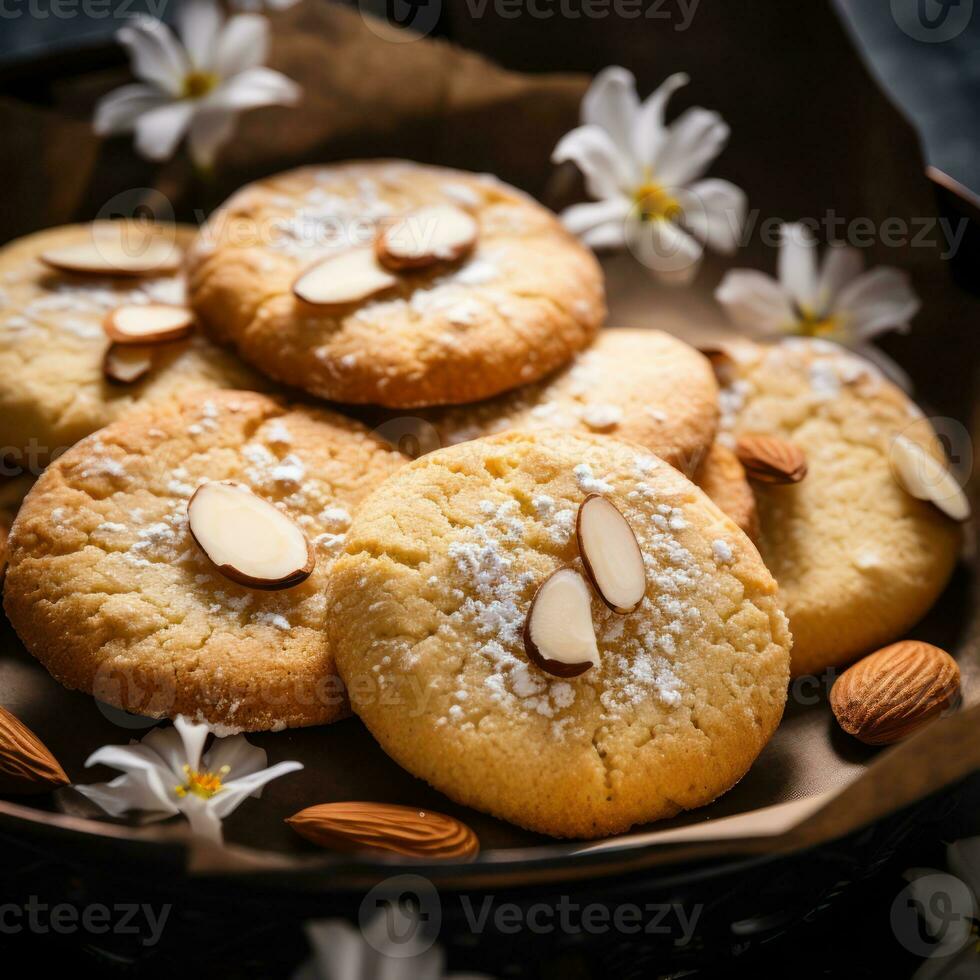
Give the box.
[293,249,397,308]
[523,568,599,678]
[104,304,195,345]
[102,343,155,384]
[576,494,646,614]
[41,238,183,277]
[376,205,478,271]
[188,481,315,590]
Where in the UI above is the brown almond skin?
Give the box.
[186,483,316,591]
[575,494,646,614]
[830,641,960,745]
[0,706,70,795]
[523,569,596,678]
[286,802,480,861]
[736,434,808,484]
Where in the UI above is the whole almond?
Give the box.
[830,641,960,745]
[286,802,480,861]
[736,434,808,484]
[0,706,70,795]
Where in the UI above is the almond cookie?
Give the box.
[3,390,404,732]
[329,430,790,838]
[0,222,269,474]
[382,328,718,473]
[717,338,961,677]
[186,162,605,408]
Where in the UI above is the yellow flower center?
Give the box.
[182,71,219,100]
[633,180,682,223]
[175,764,229,800]
[795,306,839,337]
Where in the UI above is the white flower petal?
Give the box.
[177,0,224,73]
[117,17,189,97]
[187,108,238,168]
[206,760,303,818]
[94,83,168,135]
[778,222,820,312]
[651,107,729,186]
[628,217,703,285]
[715,270,795,336]
[205,67,301,112]
[173,715,210,773]
[81,744,179,813]
[214,15,270,79]
[633,72,689,170]
[204,732,268,779]
[835,267,920,340]
[180,794,225,843]
[676,178,746,254]
[138,724,194,780]
[816,242,863,313]
[947,836,980,899]
[851,343,913,392]
[134,100,196,161]
[560,198,630,247]
[76,773,178,820]
[581,66,640,160]
[552,124,633,201]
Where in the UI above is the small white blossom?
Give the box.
[715,222,920,387]
[553,66,746,284]
[94,0,301,168]
[75,715,302,844]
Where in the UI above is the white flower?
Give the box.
[94,0,301,168]
[75,715,302,844]
[552,66,746,284]
[903,837,980,980]
[715,222,920,388]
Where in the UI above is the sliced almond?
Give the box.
[523,568,599,678]
[187,481,315,590]
[830,640,960,745]
[104,304,194,345]
[576,495,646,614]
[376,205,478,271]
[293,249,397,308]
[891,434,970,522]
[41,237,182,277]
[735,434,807,484]
[0,705,69,795]
[103,343,155,384]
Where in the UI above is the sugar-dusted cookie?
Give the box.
[387,328,718,473]
[717,338,962,677]
[693,442,758,541]
[329,430,790,838]
[4,391,404,732]
[187,162,605,408]
[0,222,268,473]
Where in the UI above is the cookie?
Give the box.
[329,430,791,838]
[0,222,267,473]
[384,328,718,474]
[693,442,758,541]
[187,161,605,408]
[717,338,961,677]
[3,390,404,732]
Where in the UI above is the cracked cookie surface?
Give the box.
[0,222,268,469]
[717,338,961,677]
[329,429,790,838]
[186,162,605,408]
[4,390,405,732]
